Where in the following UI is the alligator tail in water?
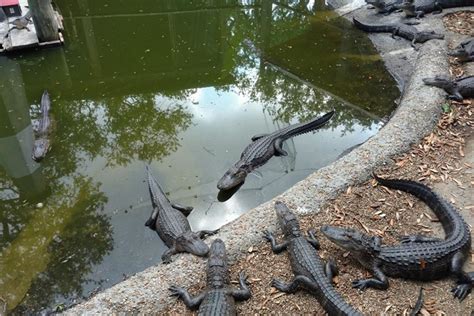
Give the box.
[32,90,52,162]
[217,111,335,191]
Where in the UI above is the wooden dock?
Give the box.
[0,0,64,53]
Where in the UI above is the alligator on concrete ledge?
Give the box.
[423,75,474,101]
[32,90,52,162]
[263,202,363,316]
[448,37,474,63]
[217,111,335,191]
[365,0,403,15]
[397,0,474,18]
[145,166,217,263]
[169,239,251,315]
[353,17,444,50]
[321,175,473,301]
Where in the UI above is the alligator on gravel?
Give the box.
[423,75,474,101]
[397,0,474,18]
[217,111,335,191]
[365,0,403,14]
[169,238,251,315]
[145,166,217,263]
[321,174,473,301]
[353,17,444,50]
[263,201,363,316]
[32,90,52,162]
[448,37,474,63]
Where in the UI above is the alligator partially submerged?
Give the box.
[448,37,474,63]
[145,166,217,263]
[32,90,52,162]
[217,111,335,191]
[353,17,444,50]
[321,175,473,301]
[366,0,403,14]
[263,202,362,315]
[398,0,473,18]
[169,239,251,315]
[423,75,474,101]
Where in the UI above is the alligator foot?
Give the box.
[232,271,252,301]
[306,228,320,249]
[263,230,289,254]
[325,258,339,281]
[451,283,472,301]
[169,285,205,309]
[399,235,442,243]
[272,278,300,293]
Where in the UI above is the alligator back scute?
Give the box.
[156,207,191,245]
[198,290,236,316]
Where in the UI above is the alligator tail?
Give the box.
[353,17,394,33]
[285,110,335,139]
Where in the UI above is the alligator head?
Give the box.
[320,225,381,255]
[275,201,302,238]
[417,31,444,43]
[32,138,50,162]
[365,0,383,8]
[207,238,230,287]
[217,164,248,191]
[423,75,455,90]
[176,231,209,257]
[447,49,470,62]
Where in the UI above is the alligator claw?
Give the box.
[162,256,173,265]
[451,283,472,301]
[352,279,369,290]
[168,285,185,297]
[262,230,273,241]
[271,278,288,291]
[239,271,248,284]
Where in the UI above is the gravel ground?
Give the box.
[165,12,474,316]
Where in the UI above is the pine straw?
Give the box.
[165,15,474,316]
[443,11,474,36]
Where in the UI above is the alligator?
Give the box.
[423,75,474,101]
[397,0,473,18]
[145,166,217,263]
[217,111,335,191]
[448,37,474,63]
[353,17,444,50]
[321,175,473,301]
[366,0,403,14]
[7,11,32,34]
[169,238,251,315]
[32,90,52,162]
[263,201,362,316]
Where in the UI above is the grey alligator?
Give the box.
[423,75,474,101]
[366,0,403,14]
[263,202,362,316]
[353,17,444,50]
[169,239,251,315]
[5,11,32,37]
[145,166,217,263]
[398,0,473,18]
[448,37,474,63]
[217,111,335,191]
[32,90,52,162]
[321,175,473,301]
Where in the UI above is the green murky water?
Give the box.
[0,0,399,313]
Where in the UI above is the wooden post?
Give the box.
[27,0,59,42]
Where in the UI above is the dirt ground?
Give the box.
[165,12,474,315]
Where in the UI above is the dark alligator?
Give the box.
[397,0,473,18]
[263,202,362,316]
[5,11,32,38]
[353,17,444,50]
[169,238,251,315]
[366,0,403,14]
[217,111,335,191]
[145,166,217,263]
[448,37,474,63]
[423,75,474,101]
[321,175,473,301]
[32,90,52,162]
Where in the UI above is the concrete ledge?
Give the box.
[66,19,450,316]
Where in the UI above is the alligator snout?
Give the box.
[217,167,247,191]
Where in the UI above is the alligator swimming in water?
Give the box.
[169,239,251,315]
[423,75,474,101]
[217,111,335,191]
[353,17,444,50]
[366,0,403,14]
[263,202,362,316]
[448,37,474,63]
[321,175,473,301]
[32,90,52,162]
[397,0,473,18]
[145,166,217,263]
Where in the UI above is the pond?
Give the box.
[0,0,399,313]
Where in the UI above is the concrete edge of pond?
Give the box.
[65,22,450,316]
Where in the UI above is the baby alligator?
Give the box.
[397,0,473,18]
[366,0,403,14]
[169,239,251,315]
[448,37,474,63]
[32,90,52,162]
[322,175,473,301]
[217,111,335,191]
[145,166,217,263]
[263,202,362,316]
[423,75,474,101]
[353,17,444,50]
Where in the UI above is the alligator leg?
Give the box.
[306,229,320,250]
[391,27,401,40]
[399,235,442,243]
[171,203,193,216]
[272,275,317,293]
[450,252,473,301]
[352,261,389,290]
[169,285,206,310]
[161,245,178,264]
[447,92,464,102]
[198,229,219,239]
[144,207,159,230]
[415,11,424,19]
[274,138,288,157]
[411,37,420,51]
[325,258,339,281]
[251,133,268,141]
[231,271,252,301]
[263,230,289,253]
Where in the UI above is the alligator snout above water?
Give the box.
[217,111,335,191]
